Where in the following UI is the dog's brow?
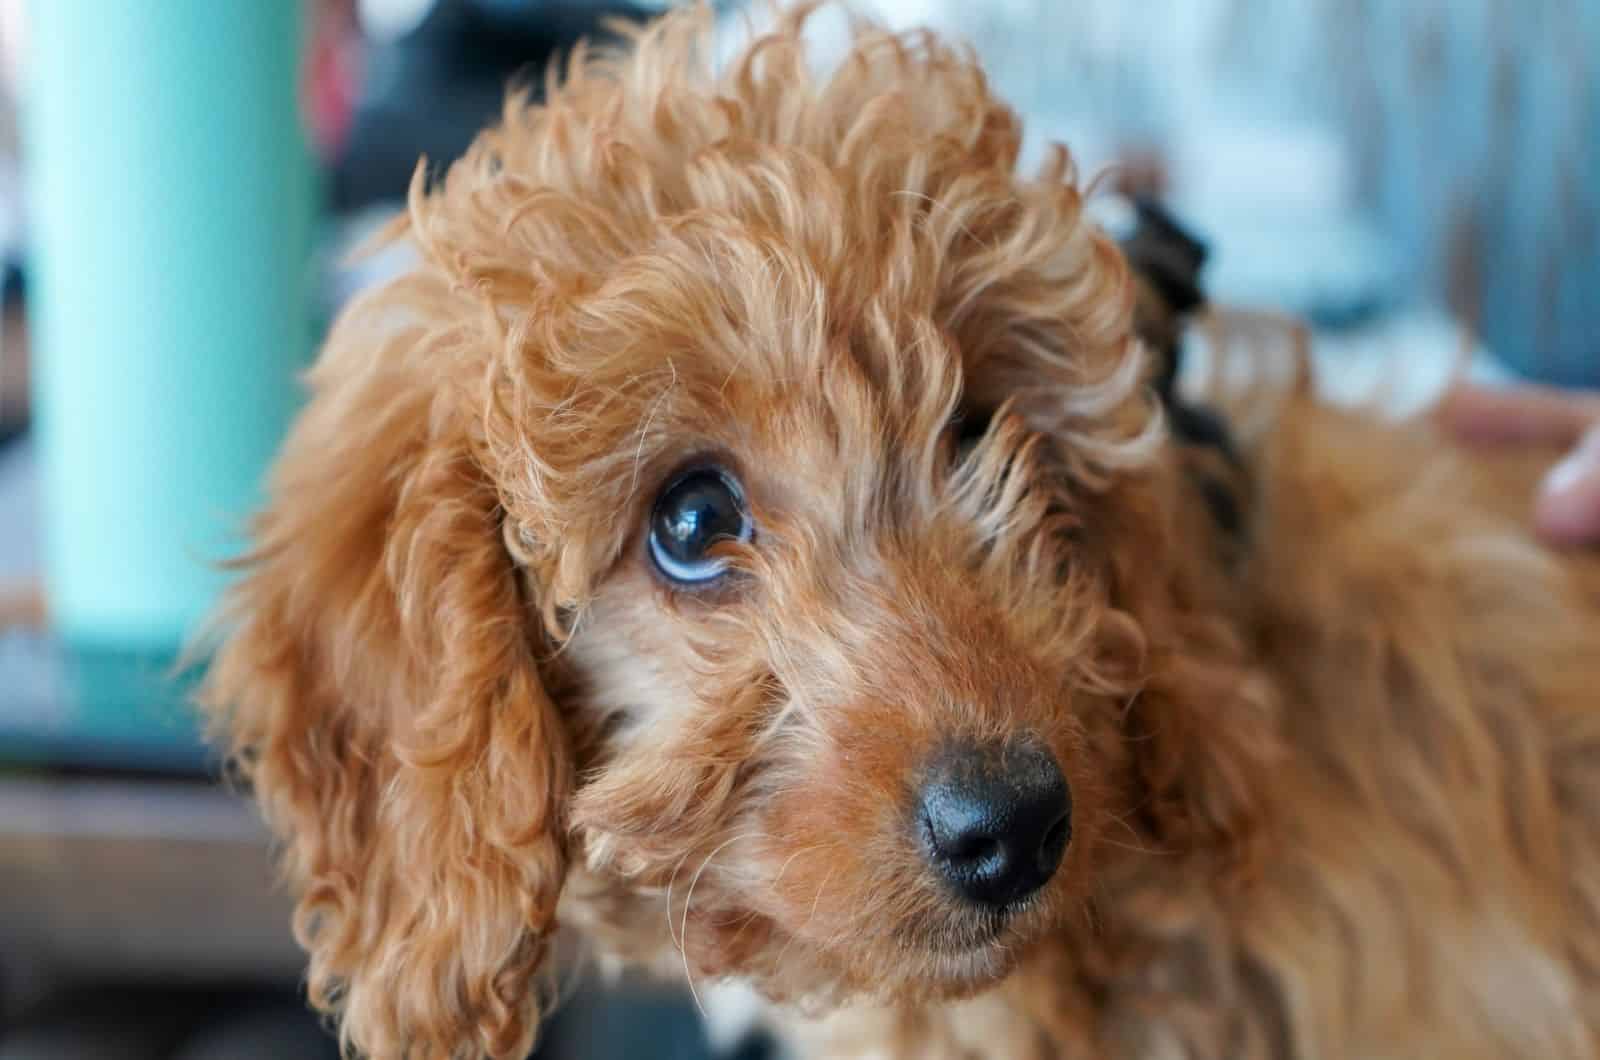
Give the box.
[627,359,680,504]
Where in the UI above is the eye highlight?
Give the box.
[648,467,753,585]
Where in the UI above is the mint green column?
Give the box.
[25,2,316,649]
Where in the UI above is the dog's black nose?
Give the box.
[918,741,1071,908]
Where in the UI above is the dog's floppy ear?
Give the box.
[200,276,571,1060]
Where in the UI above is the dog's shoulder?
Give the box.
[1210,396,1600,1058]
[1247,396,1596,663]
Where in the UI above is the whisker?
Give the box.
[664,846,697,954]
[773,865,838,973]
[1077,896,1109,941]
[682,831,764,1019]
[768,842,823,892]
[1096,836,1169,857]
[722,907,764,951]
[1119,686,1148,723]
[1102,805,1149,846]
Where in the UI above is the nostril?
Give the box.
[918,739,1072,909]
[944,832,1002,867]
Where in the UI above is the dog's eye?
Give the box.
[953,407,994,452]
[648,467,753,584]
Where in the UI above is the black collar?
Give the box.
[1119,197,1247,539]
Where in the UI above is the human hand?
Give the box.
[1439,382,1600,547]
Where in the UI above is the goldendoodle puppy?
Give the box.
[201,6,1600,1058]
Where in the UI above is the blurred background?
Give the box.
[0,0,1592,1056]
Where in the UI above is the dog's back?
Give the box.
[1200,399,1598,1058]
[1123,219,1600,1054]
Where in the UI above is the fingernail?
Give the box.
[1536,448,1600,546]
[1542,451,1592,499]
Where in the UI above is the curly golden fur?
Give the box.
[200,6,1600,1058]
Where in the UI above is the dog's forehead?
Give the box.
[522,202,968,455]
[467,28,1038,401]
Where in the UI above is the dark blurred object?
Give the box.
[1119,197,1245,544]
[1120,196,1241,464]
[536,981,774,1060]
[1119,196,1207,401]
[0,264,25,447]
[1119,196,1236,457]
[333,0,658,213]
[0,984,337,1060]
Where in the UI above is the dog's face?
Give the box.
[204,9,1272,1058]
[557,254,1125,1000]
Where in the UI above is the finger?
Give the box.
[1437,382,1600,449]
[1535,425,1600,548]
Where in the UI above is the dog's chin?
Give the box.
[905,943,1018,1000]
[871,905,1045,1001]
[707,903,1040,1014]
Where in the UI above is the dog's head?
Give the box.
[203,7,1276,1057]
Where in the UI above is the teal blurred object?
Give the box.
[23,1,317,649]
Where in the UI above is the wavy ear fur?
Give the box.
[200,276,571,1060]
